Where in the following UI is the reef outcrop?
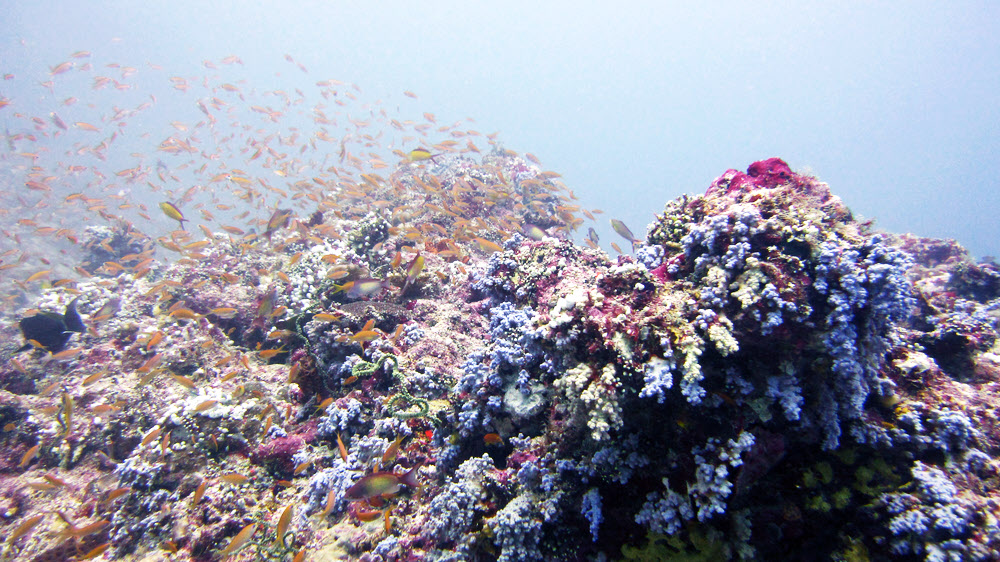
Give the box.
[3,156,999,561]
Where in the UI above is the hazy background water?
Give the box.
[4,1,998,257]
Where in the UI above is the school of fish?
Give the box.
[0,49,636,561]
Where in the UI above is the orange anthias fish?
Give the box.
[473,237,503,254]
[219,523,256,557]
[344,461,423,501]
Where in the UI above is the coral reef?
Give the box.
[3,55,1000,561]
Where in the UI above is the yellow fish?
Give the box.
[402,253,424,294]
[406,148,437,163]
[158,202,187,230]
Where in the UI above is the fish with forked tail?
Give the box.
[16,298,86,353]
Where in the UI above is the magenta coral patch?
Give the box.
[250,435,305,473]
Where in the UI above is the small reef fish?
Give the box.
[587,227,600,245]
[146,331,165,349]
[42,473,68,487]
[315,397,334,412]
[274,504,293,547]
[140,426,162,447]
[82,370,107,385]
[193,399,218,412]
[255,287,278,324]
[168,308,202,320]
[191,480,207,506]
[380,435,405,469]
[45,346,84,362]
[17,298,86,353]
[406,148,437,163]
[337,433,349,462]
[259,346,287,360]
[326,268,350,280]
[344,461,423,501]
[6,514,44,546]
[610,219,640,249]
[26,269,52,283]
[353,505,382,522]
[77,543,111,559]
[159,201,187,230]
[106,487,131,502]
[401,253,424,294]
[320,490,337,518]
[136,353,163,374]
[263,328,292,342]
[19,443,40,467]
[91,299,120,322]
[522,223,545,241]
[473,237,503,253]
[55,512,110,540]
[265,208,293,241]
[219,522,257,557]
[59,393,74,436]
[350,329,380,342]
[333,278,388,299]
[210,307,238,319]
[219,472,250,485]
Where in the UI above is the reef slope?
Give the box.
[3,156,1000,561]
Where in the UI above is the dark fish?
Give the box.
[62,299,85,332]
[265,208,293,241]
[307,210,324,227]
[587,227,600,245]
[17,299,86,353]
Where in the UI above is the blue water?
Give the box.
[3,1,999,257]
